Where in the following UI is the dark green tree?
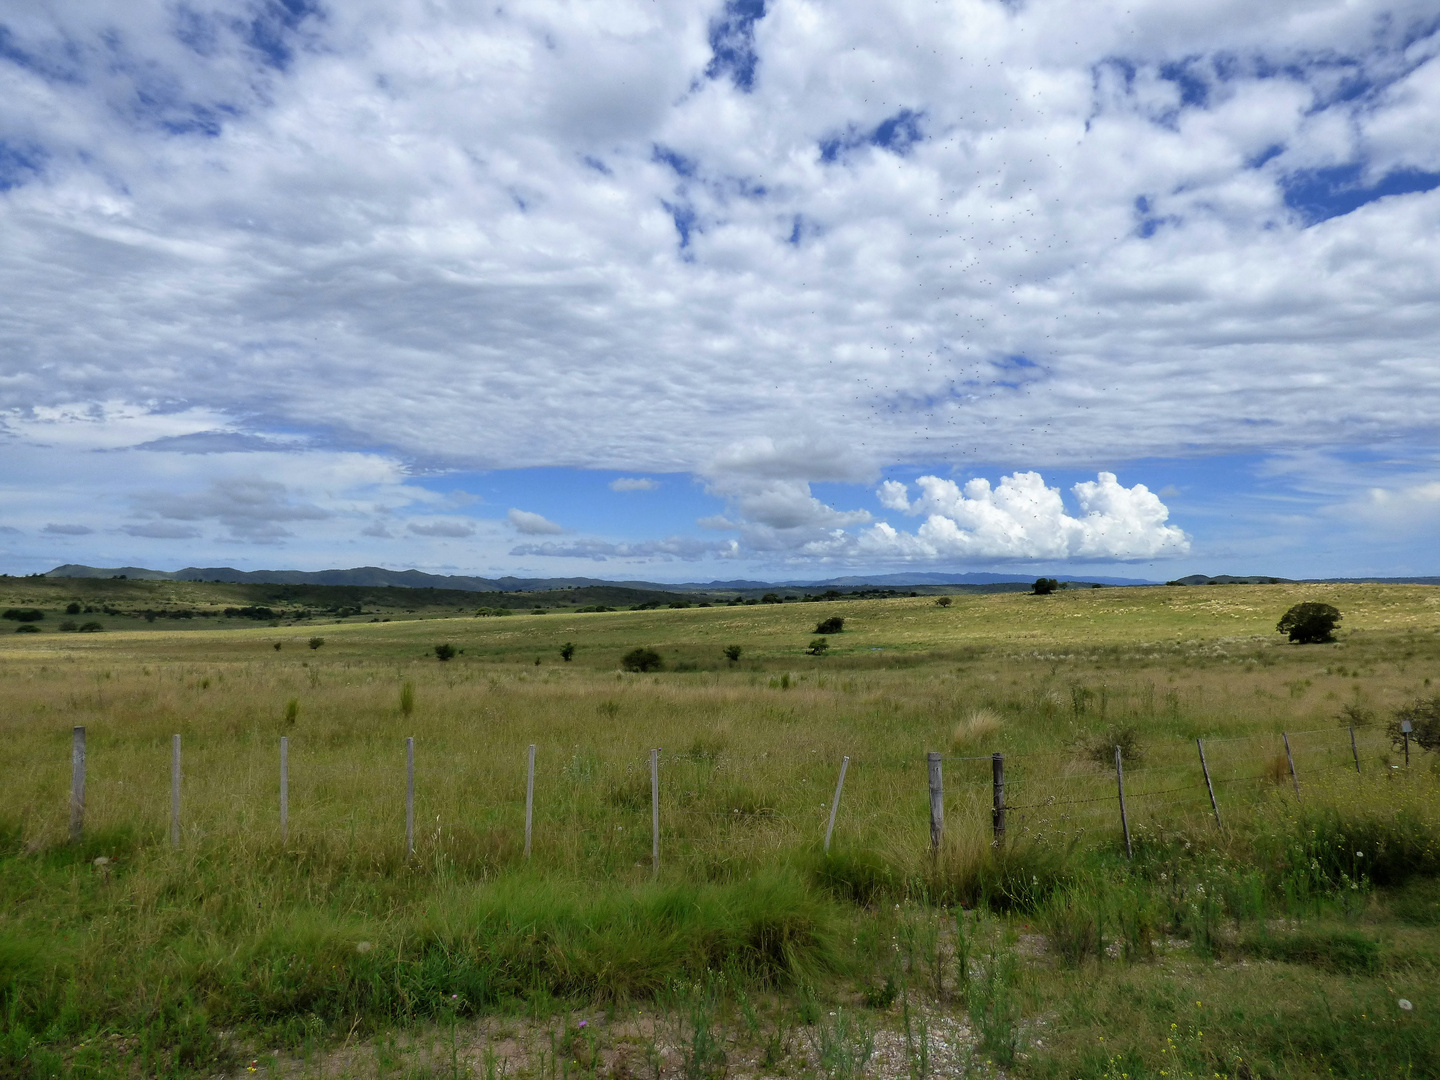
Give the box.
[815,616,845,634]
[434,643,456,661]
[1276,602,1342,644]
[723,644,742,662]
[806,637,829,655]
[1032,578,1060,595]
[560,641,576,661]
[622,647,663,672]
[1388,696,1440,753]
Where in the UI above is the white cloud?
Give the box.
[407,519,476,538]
[610,477,659,491]
[865,472,1190,561]
[0,2,1437,575]
[510,536,726,561]
[507,508,566,535]
[121,523,202,540]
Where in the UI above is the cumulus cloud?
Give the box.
[407,519,476,538]
[610,477,659,491]
[1,3,1437,575]
[121,523,202,539]
[510,536,731,561]
[508,508,566,535]
[865,472,1189,561]
[132,478,330,541]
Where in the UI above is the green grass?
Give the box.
[1,582,1439,1079]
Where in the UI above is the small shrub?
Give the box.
[58,620,77,632]
[1,608,43,622]
[806,637,829,655]
[814,616,844,634]
[272,642,282,651]
[1277,601,1341,643]
[723,644,742,663]
[77,622,103,633]
[934,596,952,607]
[65,602,81,615]
[399,681,415,716]
[308,637,325,650]
[1083,725,1144,768]
[1388,695,1440,752]
[14,624,39,634]
[559,641,576,661]
[434,644,456,662]
[622,647,663,672]
[284,698,299,725]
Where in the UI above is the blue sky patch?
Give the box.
[820,108,925,164]
[704,0,765,92]
[0,139,44,191]
[1282,163,1440,224]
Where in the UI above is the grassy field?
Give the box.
[2,581,1439,1080]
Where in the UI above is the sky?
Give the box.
[1,0,1438,583]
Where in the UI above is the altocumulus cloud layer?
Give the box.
[1,0,1439,575]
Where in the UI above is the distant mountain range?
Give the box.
[44,564,1439,593]
[44,563,1158,592]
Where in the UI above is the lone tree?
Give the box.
[806,637,829,655]
[308,636,325,650]
[814,616,845,634]
[434,643,456,661]
[934,596,952,607]
[622,647,663,673]
[1032,578,1060,595]
[559,641,576,662]
[1276,602,1342,644]
[723,644,742,662]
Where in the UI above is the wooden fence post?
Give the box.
[170,734,181,849]
[69,726,85,844]
[650,747,660,876]
[405,737,415,855]
[1197,738,1220,828]
[524,744,536,858]
[1402,721,1412,767]
[1349,725,1360,774]
[1115,745,1132,859]
[824,755,850,853]
[279,736,289,845]
[991,753,1006,845]
[927,752,944,853]
[1282,732,1300,797]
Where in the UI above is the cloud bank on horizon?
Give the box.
[1,0,1438,577]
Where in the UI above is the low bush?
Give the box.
[806,637,829,655]
[434,643,456,661]
[814,616,845,635]
[77,621,103,633]
[622,647,663,672]
[1,608,43,622]
[1389,695,1440,753]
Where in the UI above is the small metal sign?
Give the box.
[1402,720,1414,733]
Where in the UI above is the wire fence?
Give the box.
[51,721,1421,869]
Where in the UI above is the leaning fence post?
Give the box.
[991,752,1006,845]
[279,736,289,845]
[1282,732,1301,797]
[405,737,415,855]
[1115,745,1132,859]
[170,734,181,849]
[824,755,850,853]
[1349,725,1360,774]
[69,726,85,843]
[650,747,660,876]
[1197,738,1220,828]
[524,744,536,858]
[927,752,944,853]
[1402,720,1412,768]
